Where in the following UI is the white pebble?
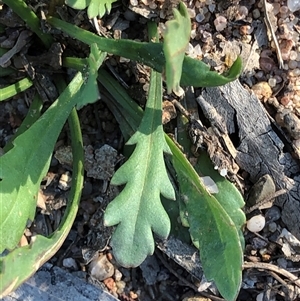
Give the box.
[247,215,265,232]
[58,171,72,191]
[114,269,123,281]
[214,16,227,31]
[268,78,277,87]
[289,50,298,60]
[187,8,196,18]
[130,0,138,6]
[287,0,300,12]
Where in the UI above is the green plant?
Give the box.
[0,1,245,300]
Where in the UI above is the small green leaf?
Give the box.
[167,137,243,301]
[65,0,117,18]
[76,44,106,109]
[104,70,175,267]
[163,2,191,94]
[65,0,90,10]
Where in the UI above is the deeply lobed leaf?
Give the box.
[65,0,117,18]
[104,70,175,267]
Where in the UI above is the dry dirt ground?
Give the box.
[1,0,300,300]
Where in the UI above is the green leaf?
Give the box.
[65,0,117,18]
[65,0,90,10]
[104,70,175,267]
[0,108,84,297]
[0,72,84,253]
[75,60,244,299]
[76,44,106,109]
[166,136,243,301]
[3,95,43,152]
[163,2,191,94]
[195,151,245,249]
[48,16,242,87]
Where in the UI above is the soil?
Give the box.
[1,0,300,301]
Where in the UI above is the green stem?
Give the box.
[0,78,33,101]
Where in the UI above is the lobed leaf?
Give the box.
[163,2,191,94]
[65,0,117,18]
[104,70,175,267]
[75,57,245,300]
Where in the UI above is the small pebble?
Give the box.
[247,215,266,232]
[62,258,78,270]
[58,171,72,191]
[265,206,281,222]
[252,8,260,19]
[89,254,114,281]
[236,6,248,20]
[187,8,196,18]
[214,16,227,31]
[114,269,123,281]
[116,280,126,294]
[268,222,277,232]
[288,60,298,69]
[287,0,300,12]
[103,277,115,291]
[252,237,268,249]
[251,82,272,100]
[196,13,205,23]
[268,78,277,88]
[289,50,298,60]
[130,0,138,6]
[129,291,138,299]
[277,257,288,268]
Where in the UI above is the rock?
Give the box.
[247,215,266,233]
[89,254,115,281]
[62,258,78,270]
